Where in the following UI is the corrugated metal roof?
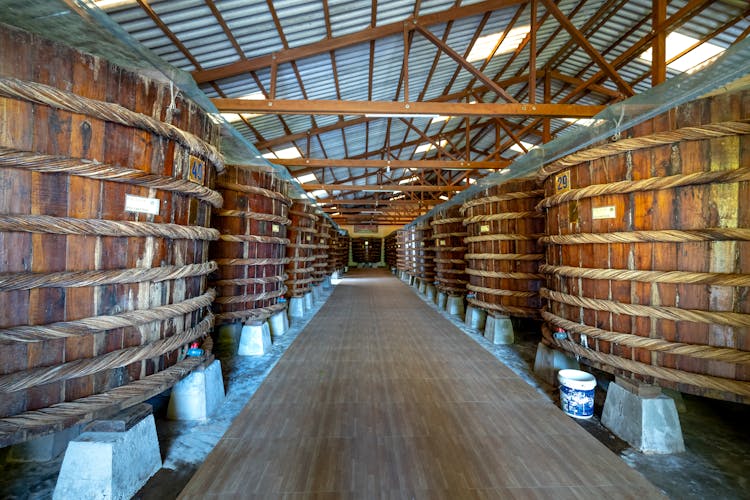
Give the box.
[91,0,750,206]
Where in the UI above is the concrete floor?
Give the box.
[1,270,748,498]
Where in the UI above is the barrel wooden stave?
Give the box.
[285,202,317,297]
[0,25,219,423]
[541,91,750,402]
[462,178,544,318]
[212,165,289,324]
[431,206,467,295]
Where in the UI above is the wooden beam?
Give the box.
[191,0,525,83]
[301,184,467,192]
[321,199,441,205]
[214,98,605,117]
[540,0,634,97]
[652,0,667,86]
[276,158,509,169]
[412,24,518,103]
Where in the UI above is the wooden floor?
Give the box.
[180,269,663,499]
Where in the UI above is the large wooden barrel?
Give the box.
[461,178,545,319]
[351,237,382,264]
[0,24,222,445]
[312,217,332,285]
[384,231,398,269]
[212,165,290,325]
[396,230,408,274]
[414,222,436,285]
[285,201,317,297]
[329,232,349,273]
[430,205,468,296]
[538,90,750,403]
[405,226,418,278]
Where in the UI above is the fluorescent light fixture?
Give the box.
[432,115,451,123]
[239,91,265,100]
[467,26,530,63]
[330,212,340,216]
[295,173,317,184]
[263,146,301,160]
[439,195,449,201]
[328,206,337,210]
[310,189,328,198]
[415,139,448,154]
[640,32,725,73]
[509,140,535,153]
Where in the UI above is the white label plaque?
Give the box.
[592,205,616,220]
[125,194,160,215]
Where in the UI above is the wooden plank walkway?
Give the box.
[180,269,663,499]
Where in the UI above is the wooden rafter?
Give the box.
[276,158,509,169]
[301,184,467,192]
[539,0,634,97]
[214,98,604,117]
[191,0,525,83]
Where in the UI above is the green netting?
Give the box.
[0,0,338,228]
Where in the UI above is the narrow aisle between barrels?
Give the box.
[179,269,663,499]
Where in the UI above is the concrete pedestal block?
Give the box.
[602,381,685,454]
[418,280,426,294]
[238,322,272,356]
[288,297,305,319]
[6,425,81,463]
[446,295,465,319]
[425,284,437,302]
[215,322,240,351]
[408,275,415,286]
[484,315,514,345]
[53,405,161,500]
[322,276,332,289]
[533,343,580,386]
[465,305,487,331]
[167,360,225,421]
[311,285,321,301]
[269,310,289,337]
[437,292,447,310]
[304,291,313,311]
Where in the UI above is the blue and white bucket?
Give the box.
[558,369,597,419]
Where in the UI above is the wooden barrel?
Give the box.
[329,232,349,273]
[0,24,222,445]
[212,165,290,325]
[351,237,382,263]
[461,178,545,319]
[285,201,317,297]
[384,231,398,269]
[396,230,408,274]
[414,222,436,284]
[538,90,750,403]
[404,227,418,277]
[312,218,332,285]
[430,205,468,296]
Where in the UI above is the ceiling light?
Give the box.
[640,32,725,73]
[432,116,451,123]
[439,195,449,201]
[330,212,340,216]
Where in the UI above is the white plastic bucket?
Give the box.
[558,369,597,419]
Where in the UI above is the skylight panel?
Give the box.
[295,173,317,183]
[509,141,535,153]
[263,146,302,160]
[640,32,725,73]
[467,26,530,63]
[414,139,448,154]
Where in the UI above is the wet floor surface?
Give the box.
[1,271,749,499]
